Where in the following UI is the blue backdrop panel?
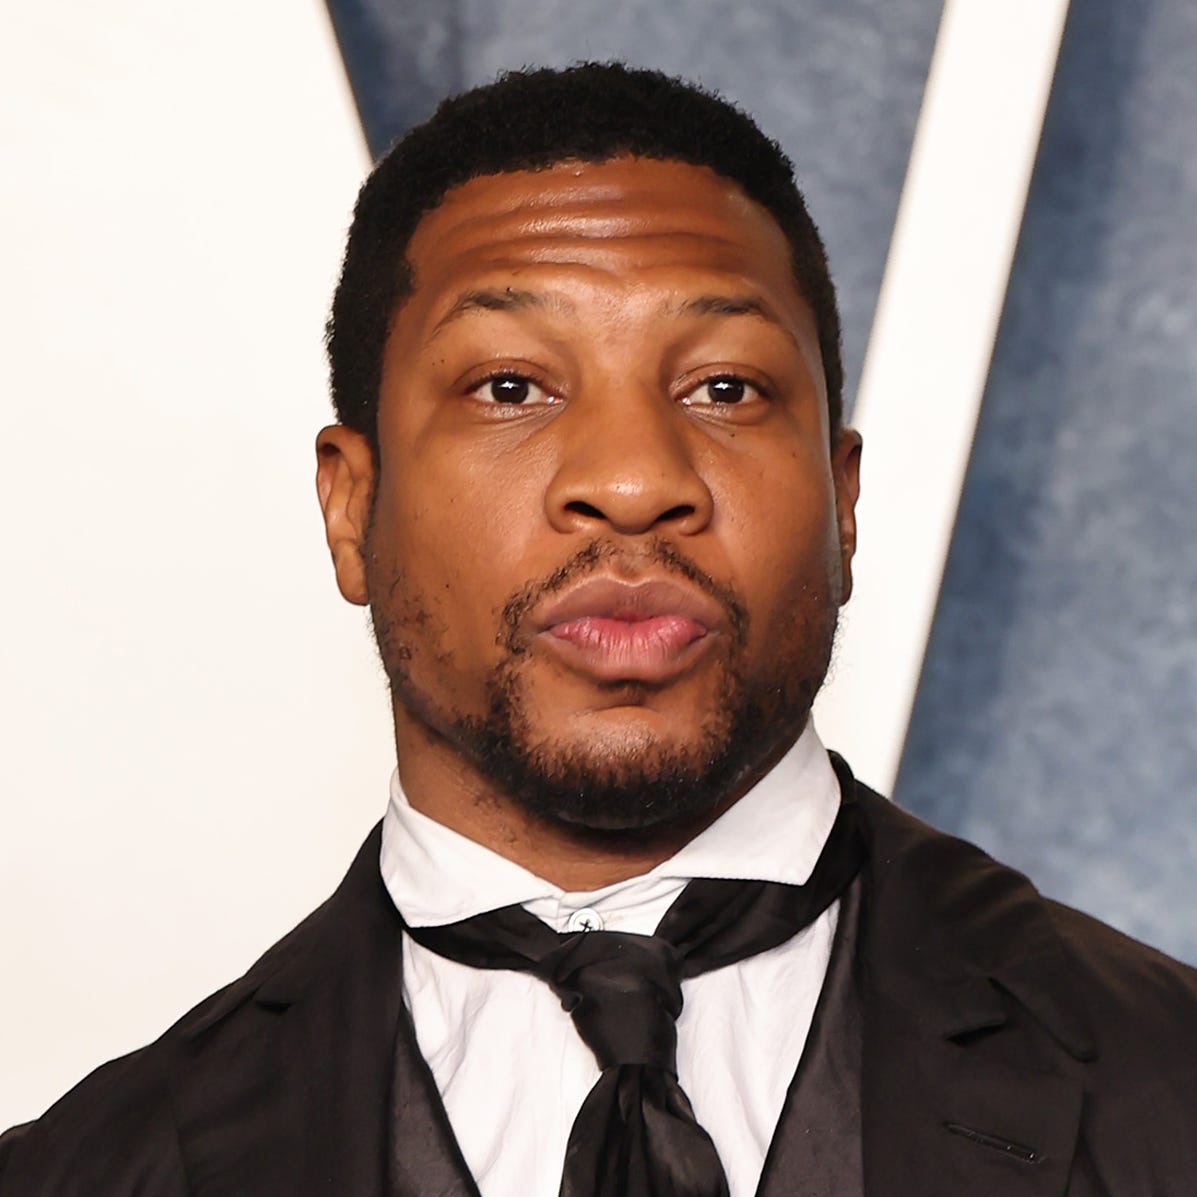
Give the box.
[899,0,1197,962]
[325,0,464,158]
[323,0,942,410]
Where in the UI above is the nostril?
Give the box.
[658,505,695,523]
[565,500,606,520]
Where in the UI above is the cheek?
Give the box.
[372,444,548,652]
[714,450,841,623]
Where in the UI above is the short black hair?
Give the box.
[327,62,843,445]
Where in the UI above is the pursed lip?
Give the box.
[533,576,728,682]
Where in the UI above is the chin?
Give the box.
[451,669,760,837]
[495,742,742,836]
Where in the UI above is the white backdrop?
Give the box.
[0,1,388,1128]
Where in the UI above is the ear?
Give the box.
[830,427,862,602]
[315,425,376,606]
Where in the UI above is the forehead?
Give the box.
[398,157,810,332]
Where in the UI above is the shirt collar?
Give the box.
[380,721,840,929]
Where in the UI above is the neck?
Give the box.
[391,705,778,890]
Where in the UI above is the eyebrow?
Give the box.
[673,293,777,321]
[429,287,577,339]
[672,293,801,348]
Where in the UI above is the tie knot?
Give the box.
[537,931,684,1072]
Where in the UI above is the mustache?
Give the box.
[499,538,748,654]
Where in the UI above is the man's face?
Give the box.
[319,157,860,836]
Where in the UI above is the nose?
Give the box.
[544,387,715,537]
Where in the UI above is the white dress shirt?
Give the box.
[379,722,842,1197]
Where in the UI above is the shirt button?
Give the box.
[566,907,604,933]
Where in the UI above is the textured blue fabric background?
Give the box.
[899,0,1197,962]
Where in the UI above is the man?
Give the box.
[2,62,1195,1196]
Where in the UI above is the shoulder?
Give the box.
[0,1029,185,1195]
[1043,896,1197,1076]
[857,782,1197,1081]
[0,844,369,1196]
[853,781,1197,1189]
[874,785,1197,1004]
[1045,895,1197,1008]
[0,960,287,1195]
[860,781,1197,997]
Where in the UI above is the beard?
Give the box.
[368,538,838,841]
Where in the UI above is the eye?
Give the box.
[470,372,556,405]
[680,375,764,406]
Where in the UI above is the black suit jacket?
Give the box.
[3,776,1196,1195]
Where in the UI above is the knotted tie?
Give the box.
[406,794,865,1197]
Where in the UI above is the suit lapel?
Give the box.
[756,874,867,1197]
[389,1002,483,1197]
[169,825,479,1196]
[852,782,1096,1197]
[253,876,402,1197]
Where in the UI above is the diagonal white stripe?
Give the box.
[813,0,1073,793]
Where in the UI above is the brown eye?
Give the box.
[471,373,555,405]
[681,375,763,406]
[705,377,746,404]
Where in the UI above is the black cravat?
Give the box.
[406,790,866,1197]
